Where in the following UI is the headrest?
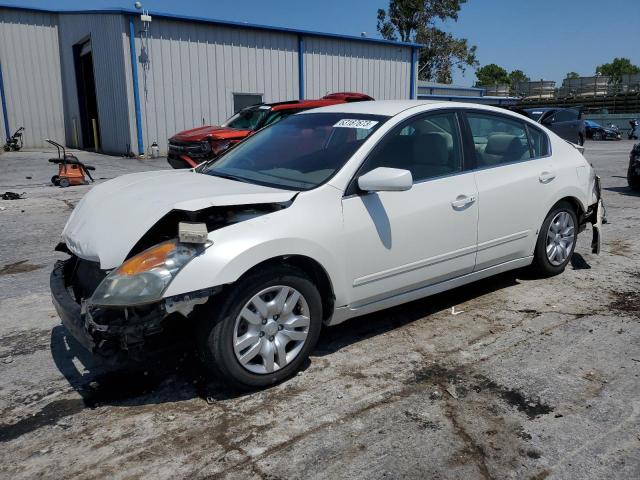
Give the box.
[413,133,449,166]
[485,134,517,156]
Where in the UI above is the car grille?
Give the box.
[167,140,212,160]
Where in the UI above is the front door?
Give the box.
[342,111,478,306]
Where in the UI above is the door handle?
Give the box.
[539,171,556,183]
[451,194,476,209]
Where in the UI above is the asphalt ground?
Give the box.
[0,140,638,479]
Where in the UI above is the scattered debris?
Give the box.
[445,384,459,399]
[337,393,344,399]
[205,396,216,405]
[429,390,442,400]
[0,206,5,211]
[451,306,464,315]
[167,415,176,421]
[3,355,13,364]
[1,191,25,200]
[25,176,32,179]
[526,447,542,459]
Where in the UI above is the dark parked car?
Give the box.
[629,143,640,191]
[522,108,586,145]
[584,120,622,141]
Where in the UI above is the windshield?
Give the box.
[202,113,387,190]
[586,120,601,128]
[224,106,270,130]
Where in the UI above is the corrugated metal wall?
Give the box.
[58,13,132,155]
[303,36,411,100]
[126,17,300,155]
[0,9,64,148]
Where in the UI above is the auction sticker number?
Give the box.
[334,119,379,129]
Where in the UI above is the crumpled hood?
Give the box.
[62,170,295,269]
[171,125,251,142]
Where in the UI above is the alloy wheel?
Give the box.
[546,211,575,266]
[233,285,310,374]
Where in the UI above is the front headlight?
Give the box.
[89,240,202,307]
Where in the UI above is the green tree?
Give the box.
[376,0,478,83]
[595,58,640,83]
[474,63,510,86]
[508,69,530,85]
[566,72,580,79]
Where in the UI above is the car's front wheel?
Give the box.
[197,265,323,388]
[531,201,578,276]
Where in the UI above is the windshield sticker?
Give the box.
[334,119,379,129]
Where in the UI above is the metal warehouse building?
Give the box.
[0,5,419,155]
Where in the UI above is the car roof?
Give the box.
[300,99,527,118]
[299,100,445,116]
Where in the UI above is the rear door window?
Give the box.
[465,112,532,167]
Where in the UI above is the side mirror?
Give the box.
[357,167,413,192]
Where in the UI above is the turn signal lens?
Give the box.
[117,241,176,276]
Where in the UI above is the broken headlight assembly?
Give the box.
[89,240,205,307]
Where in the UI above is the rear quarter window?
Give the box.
[526,124,550,158]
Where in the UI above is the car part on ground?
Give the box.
[166,92,375,169]
[628,143,640,191]
[3,126,24,151]
[47,139,95,187]
[51,101,603,388]
[1,191,25,200]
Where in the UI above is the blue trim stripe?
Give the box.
[298,35,305,100]
[409,47,417,99]
[0,4,423,49]
[128,17,144,156]
[0,61,10,140]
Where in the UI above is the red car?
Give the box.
[167,92,374,169]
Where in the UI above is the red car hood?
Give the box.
[171,125,251,142]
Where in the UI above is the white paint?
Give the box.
[63,101,599,325]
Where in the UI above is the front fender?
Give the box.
[163,187,348,306]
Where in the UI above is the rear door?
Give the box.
[464,110,555,270]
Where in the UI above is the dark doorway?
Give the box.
[73,40,100,150]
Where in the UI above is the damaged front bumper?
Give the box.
[51,258,218,359]
[579,175,604,255]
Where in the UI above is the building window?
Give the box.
[233,93,263,113]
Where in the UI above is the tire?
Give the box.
[578,134,584,146]
[58,177,70,188]
[531,201,578,276]
[628,160,640,191]
[51,175,59,186]
[197,265,323,389]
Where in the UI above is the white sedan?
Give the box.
[51,101,603,388]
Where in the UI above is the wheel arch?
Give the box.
[236,255,336,322]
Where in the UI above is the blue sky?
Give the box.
[3,0,639,85]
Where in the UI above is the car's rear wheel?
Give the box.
[531,201,578,276]
[197,265,322,388]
